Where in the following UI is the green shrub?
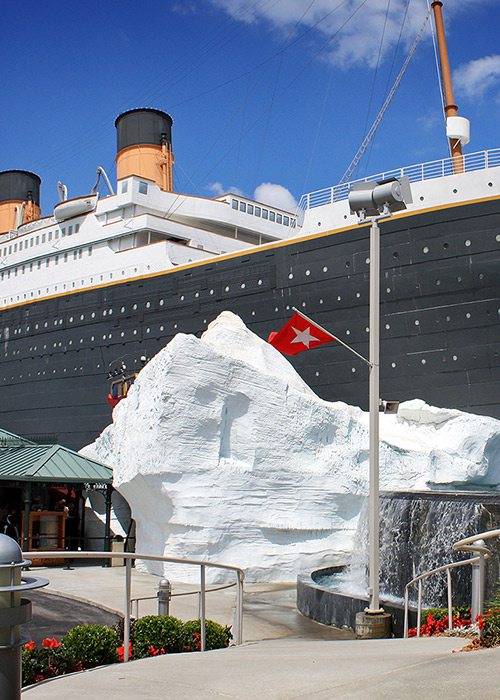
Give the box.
[132,615,184,658]
[182,619,232,651]
[481,608,500,648]
[62,624,119,668]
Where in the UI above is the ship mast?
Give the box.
[431,0,468,173]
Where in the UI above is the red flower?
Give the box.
[147,646,166,657]
[24,640,37,651]
[34,674,45,682]
[42,637,61,649]
[117,642,133,662]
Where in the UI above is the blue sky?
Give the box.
[1,0,499,213]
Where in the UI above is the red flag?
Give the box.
[268,312,336,356]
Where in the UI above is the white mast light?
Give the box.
[446,116,470,146]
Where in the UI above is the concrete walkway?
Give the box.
[21,565,500,699]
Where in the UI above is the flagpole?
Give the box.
[292,307,371,367]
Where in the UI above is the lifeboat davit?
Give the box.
[54,193,98,222]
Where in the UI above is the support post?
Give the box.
[471,542,486,620]
[103,484,112,568]
[22,483,32,554]
[447,568,453,631]
[124,557,132,662]
[200,565,206,652]
[368,218,381,614]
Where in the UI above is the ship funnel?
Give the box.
[115,108,174,192]
[0,170,41,234]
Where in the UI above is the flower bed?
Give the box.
[407,605,500,649]
[23,617,232,687]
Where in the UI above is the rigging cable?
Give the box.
[339,7,431,185]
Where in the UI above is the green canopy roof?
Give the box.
[0,442,112,484]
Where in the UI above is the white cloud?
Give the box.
[454,54,500,100]
[211,0,429,68]
[207,181,244,196]
[210,0,496,69]
[253,182,297,211]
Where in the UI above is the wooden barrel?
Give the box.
[355,611,392,639]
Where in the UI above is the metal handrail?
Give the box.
[297,147,500,211]
[23,549,244,661]
[403,528,500,638]
[130,581,237,618]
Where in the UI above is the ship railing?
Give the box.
[23,549,244,661]
[297,147,500,211]
[403,527,500,638]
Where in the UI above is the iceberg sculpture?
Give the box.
[82,312,500,581]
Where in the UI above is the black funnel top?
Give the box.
[0,170,41,205]
[115,108,173,152]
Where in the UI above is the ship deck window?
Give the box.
[255,206,261,217]
[262,209,268,219]
[284,216,289,226]
[13,243,17,252]
[248,204,254,214]
[269,212,275,222]
[232,199,238,209]
[42,233,46,243]
[276,214,282,224]
[61,228,66,237]
[239,202,246,212]
[55,231,59,240]
[48,231,52,241]
[138,181,148,195]
[121,181,128,194]
[75,224,80,233]
[36,236,39,244]
[88,246,93,255]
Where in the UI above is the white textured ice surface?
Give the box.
[82,312,500,581]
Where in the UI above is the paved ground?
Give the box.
[23,589,120,645]
[20,564,500,699]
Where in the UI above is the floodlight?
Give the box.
[348,176,413,220]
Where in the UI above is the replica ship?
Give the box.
[0,2,499,450]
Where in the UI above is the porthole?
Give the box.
[445,315,451,322]
[301,302,306,308]
[159,299,164,306]
[466,312,471,319]
[146,328,151,334]
[322,266,328,272]
[365,327,369,333]
[415,320,420,326]
[180,295,185,301]
[443,242,449,249]
[315,371,320,377]
[174,323,178,329]
[69,316,73,323]
[120,332,125,338]
[305,270,311,276]
[159,325,164,332]
[385,323,390,330]
[453,188,458,194]
[351,367,356,373]
[239,284,245,290]
[421,359,426,365]
[464,239,471,247]
[146,301,151,308]
[224,286,229,292]
[452,355,458,361]
[258,279,263,286]
[356,292,361,298]
[419,196,424,201]
[91,312,96,318]
[91,336,95,342]
[365,258,370,265]
[133,329,138,335]
[319,299,324,305]
[121,306,125,313]
[288,273,294,280]
[346,330,350,336]
[436,279,441,286]
[251,311,256,316]
[275,307,279,312]
[103,310,107,316]
[386,288,391,294]
[345,261,350,268]
[422,246,429,254]
[209,289,214,295]
[457,276,462,282]
[391,362,396,368]
[337,295,342,302]
[133,303,138,310]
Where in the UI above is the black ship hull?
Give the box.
[1,196,499,450]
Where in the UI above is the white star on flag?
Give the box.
[290,326,319,348]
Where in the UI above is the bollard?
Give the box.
[0,534,48,700]
[157,579,171,616]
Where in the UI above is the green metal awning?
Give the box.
[0,428,36,447]
[0,443,112,484]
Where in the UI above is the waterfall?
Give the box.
[330,494,483,606]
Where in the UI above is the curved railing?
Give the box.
[403,528,500,638]
[297,148,500,211]
[23,550,244,661]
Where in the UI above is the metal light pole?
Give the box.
[368,217,381,613]
[349,177,412,633]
